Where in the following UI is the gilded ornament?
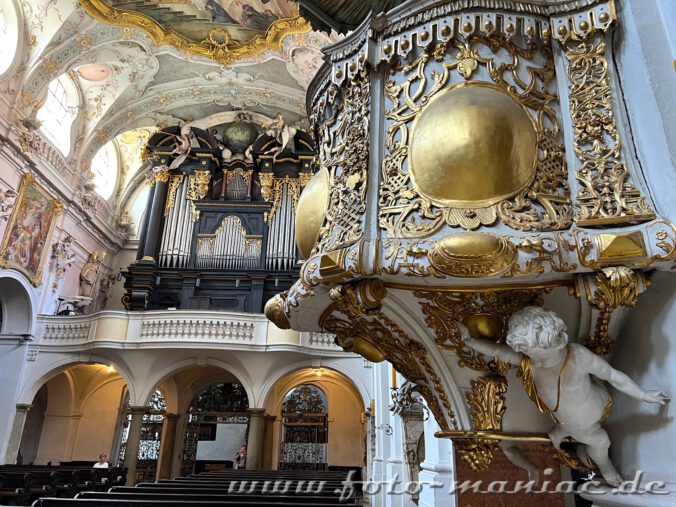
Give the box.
[322,284,459,431]
[506,234,578,277]
[311,67,370,254]
[587,267,641,355]
[164,175,184,217]
[427,232,517,278]
[415,289,548,374]
[455,375,508,471]
[563,35,655,226]
[154,167,170,184]
[264,293,290,330]
[295,167,330,259]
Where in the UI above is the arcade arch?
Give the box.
[263,367,366,471]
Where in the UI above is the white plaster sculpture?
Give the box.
[458,306,669,486]
[263,112,297,161]
[170,123,194,169]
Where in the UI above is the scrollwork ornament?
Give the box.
[164,175,184,217]
[587,266,641,355]
[563,34,655,226]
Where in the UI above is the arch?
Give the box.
[257,360,370,410]
[136,357,255,412]
[263,367,366,470]
[17,356,136,410]
[265,367,364,417]
[0,0,21,79]
[0,272,36,335]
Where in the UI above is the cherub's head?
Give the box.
[506,306,568,363]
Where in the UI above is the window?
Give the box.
[128,186,150,237]
[0,3,19,76]
[91,142,118,200]
[37,78,77,155]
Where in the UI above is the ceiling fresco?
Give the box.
[79,0,311,65]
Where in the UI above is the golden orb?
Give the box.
[295,166,330,259]
[464,313,503,341]
[409,84,537,207]
[264,294,290,330]
[352,336,386,363]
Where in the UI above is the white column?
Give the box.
[371,361,390,507]
[418,413,457,507]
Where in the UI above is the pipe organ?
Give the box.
[122,118,316,313]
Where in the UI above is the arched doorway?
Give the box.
[115,389,167,483]
[180,382,249,475]
[279,384,328,470]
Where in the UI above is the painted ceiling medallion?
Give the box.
[77,64,113,81]
[427,232,517,278]
[409,83,538,208]
[78,0,310,66]
[295,166,329,259]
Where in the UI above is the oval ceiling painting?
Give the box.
[79,0,310,65]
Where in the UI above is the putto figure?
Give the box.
[458,306,668,486]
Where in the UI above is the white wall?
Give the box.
[605,270,676,486]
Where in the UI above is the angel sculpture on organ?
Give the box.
[458,306,669,486]
[263,112,297,162]
[169,122,196,169]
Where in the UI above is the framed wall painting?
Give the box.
[0,173,64,286]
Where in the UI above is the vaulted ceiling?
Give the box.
[0,0,361,220]
[1,0,344,216]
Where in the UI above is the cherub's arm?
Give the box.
[582,346,669,404]
[457,322,521,365]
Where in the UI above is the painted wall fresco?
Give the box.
[0,173,63,286]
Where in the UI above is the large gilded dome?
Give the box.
[409,83,538,207]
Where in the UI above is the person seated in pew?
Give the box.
[93,453,109,469]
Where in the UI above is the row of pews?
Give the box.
[32,469,363,506]
[0,465,126,506]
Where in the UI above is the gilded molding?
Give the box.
[164,175,184,217]
[78,0,310,66]
[563,33,655,226]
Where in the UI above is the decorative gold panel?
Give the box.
[78,0,310,66]
[380,35,571,235]
[311,67,370,254]
[563,34,655,226]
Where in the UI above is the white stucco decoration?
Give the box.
[459,306,669,486]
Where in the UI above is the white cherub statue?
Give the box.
[458,306,668,486]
